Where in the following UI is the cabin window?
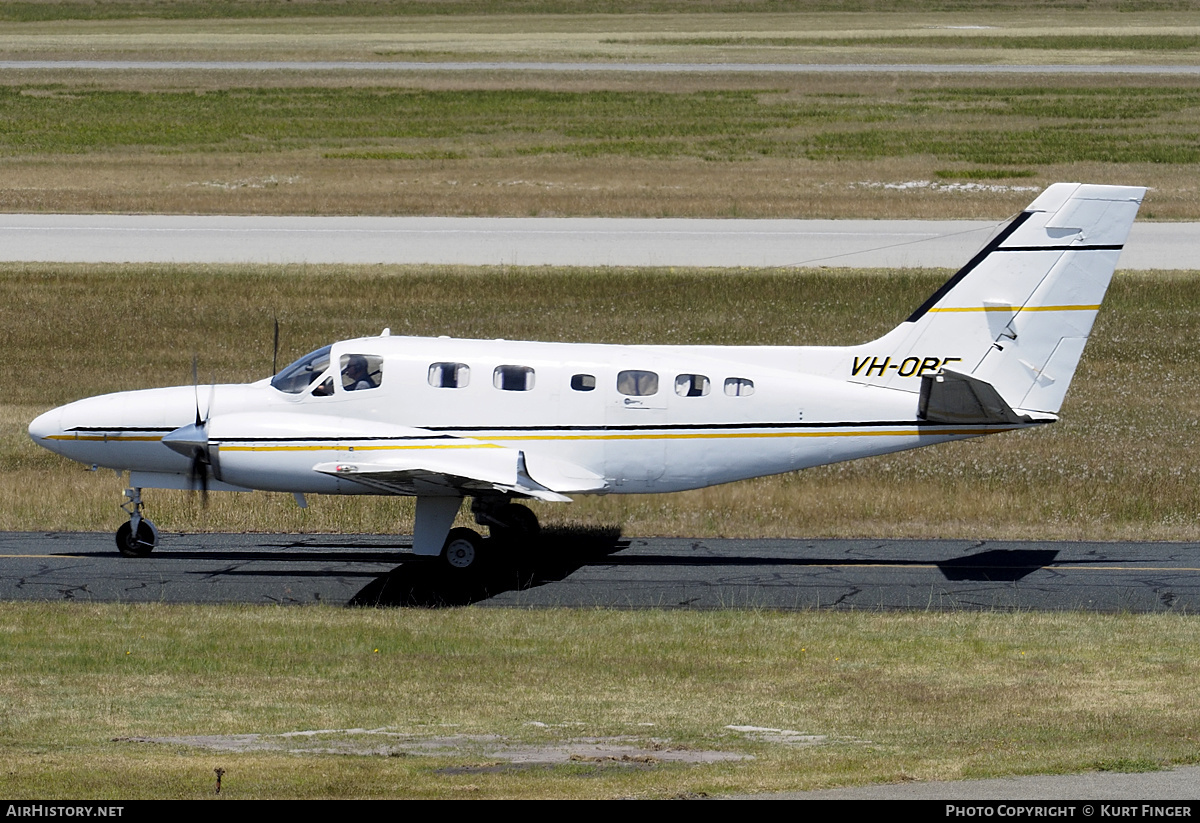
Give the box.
[429,362,470,389]
[271,345,332,394]
[617,370,659,397]
[571,373,596,392]
[674,374,710,397]
[493,365,535,391]
[341,354,383,391]
[724,377,755,397]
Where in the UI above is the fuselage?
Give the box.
[29,334,1022,497]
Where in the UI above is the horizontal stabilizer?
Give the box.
[918,369,1038,425]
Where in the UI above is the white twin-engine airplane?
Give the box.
[30,183,1144,570]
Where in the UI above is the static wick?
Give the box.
[214,767,225,795]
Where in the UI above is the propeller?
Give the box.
[163,355,215,505]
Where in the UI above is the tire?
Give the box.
[441,527,483,572]
[115,520,156,557]
[489,503,541,545]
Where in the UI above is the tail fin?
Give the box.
[849,183,1145,416]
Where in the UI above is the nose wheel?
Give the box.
[116,519,158,557]
[116,487,158,557]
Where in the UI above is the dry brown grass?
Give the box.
[5,264,1199,541]
[3,11,1200,64]
[2,148,1196,221]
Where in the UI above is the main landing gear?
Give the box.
[116,487,158,557]
[436,500,541,573]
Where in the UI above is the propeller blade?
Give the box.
[190,449,209,507]
[192,355,203,427]
[163,421,211,507]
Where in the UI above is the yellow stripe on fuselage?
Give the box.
[216,426,1016,452]
[46,425,1023,454]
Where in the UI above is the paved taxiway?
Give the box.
[4,532,1198,610]
[3,215,1197,269]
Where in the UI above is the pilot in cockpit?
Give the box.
[341,354,378,391]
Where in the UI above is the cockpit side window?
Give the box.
[271,345,333,394]
[341,354,383,391]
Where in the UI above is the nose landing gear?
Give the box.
[116,487,158,557]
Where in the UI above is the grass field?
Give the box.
[2,605,1198,798]
[2,10,1200,217]
[1,77,1197,218]
[6,264,1200,541]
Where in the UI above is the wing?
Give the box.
[313,445,603,502]
[202,411,608,500]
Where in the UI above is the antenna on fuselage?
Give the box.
[271,314,280,378]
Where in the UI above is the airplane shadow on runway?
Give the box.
[348,539,1060,608]
[349,526,628,608]
[65,537,1060,607]
[937,549,1061,582]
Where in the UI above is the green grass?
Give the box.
[0,87,809,158]
[6,84,1200,167]
[935,169,1037,180]
[2,604,1199,798]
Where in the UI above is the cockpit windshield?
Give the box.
[270,345,333,394]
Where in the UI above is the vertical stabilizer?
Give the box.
[847,183,1145,414]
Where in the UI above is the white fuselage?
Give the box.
[30,335,1018,498]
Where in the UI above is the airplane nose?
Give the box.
[28,407,63,445]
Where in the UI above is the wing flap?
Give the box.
[313,446,574,502]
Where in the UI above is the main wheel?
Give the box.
[489,503,541,544]
[115,519,157,557]
[441,527,484,572]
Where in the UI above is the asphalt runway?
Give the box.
[2,215,1196,269]
[4,531,1198,610]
